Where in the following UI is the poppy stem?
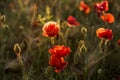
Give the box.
[51,37,55,46]
[14,43,29,80]
[83,68,88,80]
[99,38,104,54]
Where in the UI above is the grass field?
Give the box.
[0,0,120,80]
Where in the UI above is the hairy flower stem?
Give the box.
[83,68,87,80]
[18,0,24,11]
[64,28,72,45]
[14,44,28,80]
[99,38,104,54]
[103,40,109,79]
[51,37,55,46]
[98,39,109,79]
[17,54,27,80]
[31,3,37,28]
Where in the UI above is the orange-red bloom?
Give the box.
[96,28,113,40]
[100,13,115,23]
[48,45,71,73]
[118,39,120,46]
[95,1,108,12]
[42,21,60,37]
[49,45,71,58]
[67,16,80,27]
[79,1,91,14]
[49,55,68,73]
[94,1,108,16]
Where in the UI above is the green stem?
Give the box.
[50,37,55,46]
[99,38,104,54]
[84,68,87,80]
[17,54,28,80]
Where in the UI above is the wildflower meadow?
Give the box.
[0,0,120,80]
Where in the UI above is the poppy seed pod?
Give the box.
[13,43,21,56]
[81,27,87,37]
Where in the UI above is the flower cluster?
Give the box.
[96,28,113,40]
[41,0,115,74]
[94,1,115,23]
[48,45,71,73]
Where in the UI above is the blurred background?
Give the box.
[0,0,120,80]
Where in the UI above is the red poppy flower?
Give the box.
[79,1,91,14]
[95,1,108,12]
[67,16,80,27]
[48,45,71,73]
[42,21,60,37]
[49,55,68,73]
[118,39,120,46]
[100,13,115,24]
[49,45,71,58]
[96,28,113,40]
